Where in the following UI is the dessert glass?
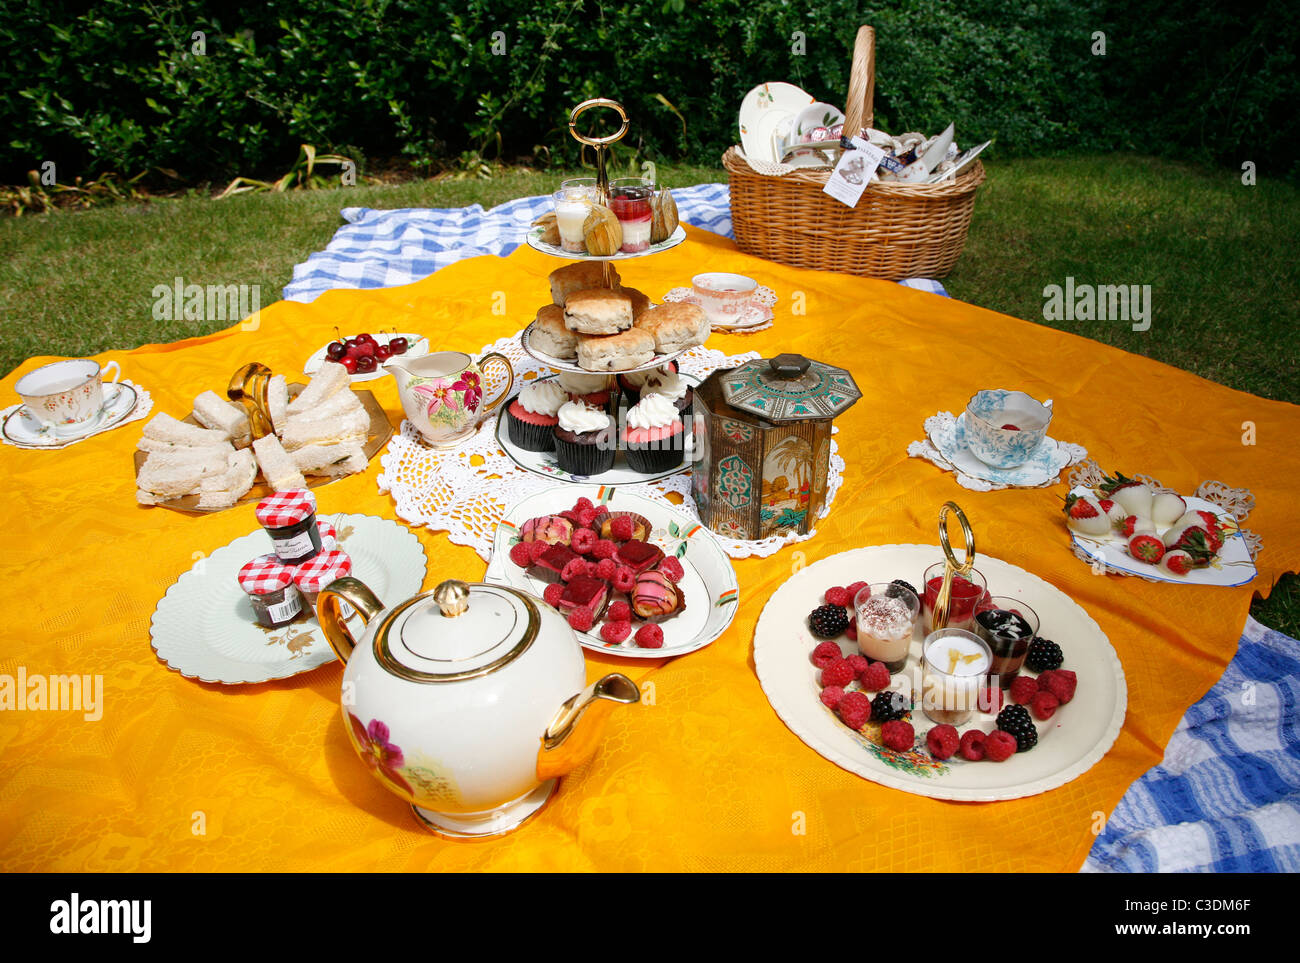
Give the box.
[854,582,919,673]
[973,596,1041,687]
[608,177,653,253]
[921,628,992,725]
[552,188,592,253]
[921,562,988,632]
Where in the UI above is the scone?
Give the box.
[620,286,654,320]
[576,328,656,372]
[634,302,710,352]
[564,288,634,335]
[529,303,578,358]
[549,262,621,306]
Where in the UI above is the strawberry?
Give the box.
[1116,514,1154,538]
[1128,534,1165,563]
[1065,492,1100,519]
[1158,547,1211,576]
[1164,525,1215,558]
[1099,471,1154,517]
[1064,493,1111,536]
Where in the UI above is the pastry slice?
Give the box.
[632,569,685,622]
[557,576,610,624]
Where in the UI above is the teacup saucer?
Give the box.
[918,411,1086,489]
[662,286,776,331]
[3,382,139,448]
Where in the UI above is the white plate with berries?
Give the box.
[753,544,1127,801]
[1063,474,1256,586]
[304,332,428,382]
[483,485,739,659]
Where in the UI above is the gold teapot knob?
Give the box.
[433,580,470,618]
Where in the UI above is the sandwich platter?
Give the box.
[150,513,426,684]
[520,320,694,375]
[134,383,392,514]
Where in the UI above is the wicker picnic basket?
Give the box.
[724,25,986,279]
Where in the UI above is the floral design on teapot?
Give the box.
[347,713,413,796]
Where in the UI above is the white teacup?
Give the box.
[15,359,121,431]
[692,273,758,323]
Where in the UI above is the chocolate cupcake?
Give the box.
[637,369,693,426]
[616,360,679,396]
[557,371,614,413]
[553,400,615,476]
[506,379,567,452]
[621,393,685,474]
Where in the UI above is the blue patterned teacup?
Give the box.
[963,390,1052,468]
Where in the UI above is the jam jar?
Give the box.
[238,555,304,628]
[255,488,322,565]
[293,549,353,608]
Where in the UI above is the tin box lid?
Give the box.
[719,354,861,421]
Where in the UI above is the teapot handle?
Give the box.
[316,576,386,664]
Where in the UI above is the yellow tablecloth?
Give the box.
[3,226,1298,872]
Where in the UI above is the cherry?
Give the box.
[355,332,376,346]
[355,355,378,374]
[340,356,359,374]
[326,340,347,360]
[375,344,393,362]
[349,341,376,359]
[389,336,409,355]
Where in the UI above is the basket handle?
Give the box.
[842,26,875,138]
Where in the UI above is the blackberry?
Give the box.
[887,579,920,601]
[1025,636,1063,673]
[871,690,912,723]
[996,704,1039,752]
[808,604,850,639]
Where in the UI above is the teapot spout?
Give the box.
[536,673,638,782]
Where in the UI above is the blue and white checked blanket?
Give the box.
[283,184,1300,872]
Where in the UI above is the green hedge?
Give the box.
[4,0,1297,183]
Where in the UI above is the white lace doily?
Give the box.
[377,333,847,560]
[0,379,153,450]
[908,411,1087,491]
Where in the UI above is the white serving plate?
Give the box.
[484,485,739,659]
[150,514,427,684]
[525,224,686,262]
[1066,488,1257,587]
[739,82,815,161]
[754,544,1127,801]
[303,333,429,383]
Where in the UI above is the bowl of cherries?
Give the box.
[309,330,427,382]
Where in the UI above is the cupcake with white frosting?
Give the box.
[637,369,694,426]
[621,392,685,473]
[553,400,615,475]
[557,371,614,412]
[505,378,567,452]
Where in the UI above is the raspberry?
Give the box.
[979,686,1004,714]
[821,658,854,688]
[959,729,987,761]
[845,655,870,679]
[811,641,842,669]
[571,528,597,554]
[837,691,871,729]
[566,609,594,633]
[508,542,532,567]
[606,600,631,622]
[575,507,598,529]
[593,505,610,519]
[1045,669,1077,705]
[600,621,632,644]
[1036,670,1056,691]
[561,557,589,582]
[861,661,891,691]
[591,539,617,560]
[846,581,869,602]
[881,720,915,752]
[634,624,664,648]
[926,724,960,760]
[573,497,595,513]
[1030,691,1059,721]
[610,515,635,541]
[594,558,618,581]
[820,685,846,710]
[824,586,851,607]
[542,583,564,607]
[613,565,635,593]
[657,557,685,583]
[985,730,1017,762]
[527,539,551,563]
[845,623,858,642]
[1009,676,1039,705]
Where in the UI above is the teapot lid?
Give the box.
[719,354,861,421]
[373,580,541,683]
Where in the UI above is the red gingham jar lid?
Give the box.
[255,488,317,528]
[293,550,353,594]
[317,519,337,550]
[238,554,296,594]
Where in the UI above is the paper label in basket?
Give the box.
[823,139,885,208]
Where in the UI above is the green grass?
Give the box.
[1,155,1297,634]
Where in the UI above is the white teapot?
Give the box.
[317,577,637,837]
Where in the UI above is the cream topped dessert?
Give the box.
[518,379,567,416]
[556,400,611,434]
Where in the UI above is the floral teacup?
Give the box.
[963,389,1052,468]
[16,358,121,432]
[386,351,514,448]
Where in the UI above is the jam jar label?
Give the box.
[272,530,317,562]
[266,587,303,625]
